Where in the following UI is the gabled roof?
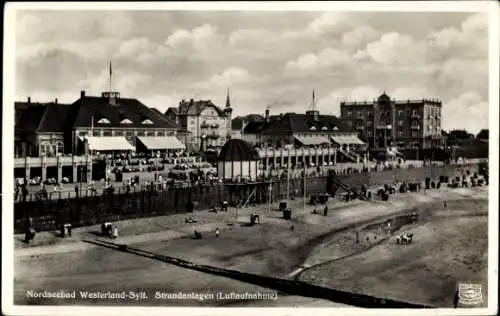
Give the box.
[476,129,489,140]
[243,121,273,134]
[36,103,72,133]
[165,107,178,116]
[70,95,182,129]
[260,113,351,135]
[15,102,47,135]
[15,101,72,135]
[232,114,265,130]
[177,99,225,116]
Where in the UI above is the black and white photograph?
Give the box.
[2,2,498,315]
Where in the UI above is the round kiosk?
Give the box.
[217,139,259,181]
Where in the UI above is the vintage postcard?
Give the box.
[2,1,498,316]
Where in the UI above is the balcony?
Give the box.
[411,113,421,118]
[356,125,364,130]
[410,125,421,130]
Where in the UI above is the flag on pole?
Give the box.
[109,61,112,76]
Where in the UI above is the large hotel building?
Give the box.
[340,93,445,150]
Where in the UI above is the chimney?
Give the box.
[265,108,270,122]
[54,98,58,104]
[27,97,31,104]
[80,90,85,98]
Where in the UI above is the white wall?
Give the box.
[217,161,258,180]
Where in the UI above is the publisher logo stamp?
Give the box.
[457,282,483,306]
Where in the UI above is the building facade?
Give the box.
[14,90,186,157]
[165,92,233,151]
[340,93,444,149]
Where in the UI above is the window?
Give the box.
[92,130,100,136]
[367,130,373,136]
[167,131,175,136]
[121,119,133,124]
[146,131,155,137]
[428,125,432,130]
[397,110,404,116]
[412,131,418,138]
[103,129,112,136]
[39,142,51,156]
[142,119,154,125]
[347,111,353,117]
[347,121,353,128]
[114,130,123,136]
[398,131,404,137]
[333,126,339,131]
[125,131,133,137]
[97,118,110,124]
[310,126,317,131]
[398,120,404,126]
[56,142,64,155]
[157,131,165,137]
[137,130,145,136]
[321,126,327,131]
[367,120,373,126]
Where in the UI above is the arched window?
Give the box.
[310,126,317,131]
[142,119,153,125]
[121,118,133,124]
[98,118,111,124]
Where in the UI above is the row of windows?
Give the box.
[346,109,439,118]
[364,131,422,138]
[79,130,174,137]
[350,119,440,129]
[39,141,64,156]
[97,118,154,125]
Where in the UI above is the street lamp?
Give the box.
[201,134,207,153]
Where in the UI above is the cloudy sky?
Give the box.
[14,7,490,134]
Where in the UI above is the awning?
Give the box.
[86,137,135,151]
[294,135,331,146]
[330,135,365,145]
[137,136,186,150]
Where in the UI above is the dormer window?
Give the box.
[142,119,153,125]
[310,126,317,131]
[321,126,327,131]
[121,119,133,124]
[333,126,339,131]
[97,118,110,124]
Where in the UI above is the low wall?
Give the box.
[88,240,431,308]
[14,163,482,234]
[329,163,481,194]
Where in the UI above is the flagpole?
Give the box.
[286,149,290,201]
[109,61,113,93]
